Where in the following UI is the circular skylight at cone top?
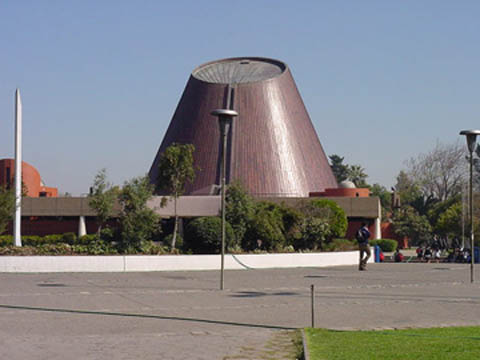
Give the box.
[193,57,286,84]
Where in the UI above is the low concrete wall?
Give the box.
[0,251,371,273]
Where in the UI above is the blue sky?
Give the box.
[1,1,479,195]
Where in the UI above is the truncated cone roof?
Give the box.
[149,57,337,197]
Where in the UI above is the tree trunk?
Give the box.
[171,215,178,250]
[171,194,178,250]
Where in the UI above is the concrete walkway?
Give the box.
[1,263,479,359]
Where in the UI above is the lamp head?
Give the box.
[460,130,480,153]
[211,109,238,133]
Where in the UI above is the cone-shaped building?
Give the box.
[149,57,337,197]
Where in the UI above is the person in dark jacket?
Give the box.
[356,222,371,270]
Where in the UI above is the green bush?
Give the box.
[138,241,169,255]
[77,234,100,245]
[323,238,357,252]
[0,246,37,256]
[0,235,13,246]
[35,243,73,255]
[291,199,348,250]
[184,217,235,254]
[62,232,77,245]
[370,238,398,252]
[226,181,255,245]
[162,233,183,250]
[98,227,115,242]
[243,201,287,251]
[72,240,117,255]
[307,199,348,240]
[22,236,43,246]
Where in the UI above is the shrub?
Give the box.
[138,241,169,255]
[163,233,183,250]
[42,234,64,244]
[323,238,357,252]
[0,235,13,246]
[77,234,100,245]
[117,176,161,251]
[184,217,235,254]
[72,240,117,255]
[22,236,43,246]
[292,199,348,250]
[0,246,37,256]
[307,199,348,239]
[226,181,255,245]
[99,227,117,242]
[294,217,331,250]
[35,243,73,255]
[370,238,398,252]
[62,232,77,245]
[243,201,288,251]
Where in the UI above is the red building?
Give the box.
[0,159,57,197]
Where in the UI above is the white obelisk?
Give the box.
[14,89,22,247]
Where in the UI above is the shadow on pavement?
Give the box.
[0,304,296,330]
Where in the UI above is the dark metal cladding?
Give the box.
[149,57,337,197]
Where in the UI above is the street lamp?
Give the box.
[211,109,238,290]
[460,129,480,283]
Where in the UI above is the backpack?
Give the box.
[355,228,365,243]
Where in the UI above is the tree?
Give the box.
[329,154,369,187]
[183,217,235,254]
[243,201,287,251]
[0,185,16,235]
[118,176,160,251]
[329,154,349,183]
[347,165,368,187]
[436,202,462,239]
[392,206,432,246]
[369,183,392,220]
[369,183,391,209]
[156,143,196,250]
[294,199,347,250]
[427,195,460,233]
[225,181,255,245]
[88,169,118,235]
[406,141,466,202]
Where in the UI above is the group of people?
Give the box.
[446,248,472,263]
[355,224,473,269]
[416,246,442,262]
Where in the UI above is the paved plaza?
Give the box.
[1,263,480,359]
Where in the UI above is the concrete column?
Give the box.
[78,216,87,238]
[14,89,22,247]
[374,217,382,240]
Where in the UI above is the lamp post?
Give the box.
[460,129,480,283]
[211,109,238,290]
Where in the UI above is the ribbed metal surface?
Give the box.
[193,57,285,84]
[149,57,337,197]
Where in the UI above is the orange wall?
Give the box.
[0,159,57,197]
[310,188,370,198]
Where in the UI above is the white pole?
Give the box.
[374,217,382,240]
[78,216,87,238]
[14,89,22,247]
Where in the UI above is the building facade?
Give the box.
[0,159,57,197]
[149,57,337,197]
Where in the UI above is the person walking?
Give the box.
[356,222,371,270]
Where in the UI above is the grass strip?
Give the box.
[305,326,480,360]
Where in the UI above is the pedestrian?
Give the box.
[355,222,371,271]
[394,249,404,262]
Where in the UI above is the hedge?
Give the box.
[184,217,235,254]
[370,238,398,252]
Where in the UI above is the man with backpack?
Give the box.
[356,222,371,271]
